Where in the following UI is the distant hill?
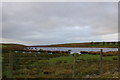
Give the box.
[29,42,119,48]
[1,43,26,48]
[1,43,26,53]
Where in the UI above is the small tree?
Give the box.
[91,41,94,45]
[103,41,105,45]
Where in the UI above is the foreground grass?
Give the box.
[2,52,119,78]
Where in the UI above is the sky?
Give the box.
[2,2,118,45]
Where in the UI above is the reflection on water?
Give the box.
[30,47,118,53]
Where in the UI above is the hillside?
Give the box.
[1,43,26,47]
[0,42,119,48]
[1,43,26,53]
[29,42,119,48]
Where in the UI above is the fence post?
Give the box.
[72,53,76,78]
[100,49,103,74]
[118,43,120,79]
[9,51,13,78]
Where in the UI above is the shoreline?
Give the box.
[27,46,118,48]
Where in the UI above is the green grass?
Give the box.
[32,55,74,64]
[77,54,100,60]
[48,55,74,63]
[1,45,7,48]
[77,54,117,61]
[2,52,119,78]
[35,54,118,64]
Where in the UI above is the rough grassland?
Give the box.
[40,54,118,64]
[2,52,119,78]
[29,42,119,48]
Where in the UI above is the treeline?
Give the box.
[90,41,119,45]
[30,41,119,48]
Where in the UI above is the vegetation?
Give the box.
[1,43,119,79]
[1,43,26,53]
[29,41,119,48]
[2,52,119,78]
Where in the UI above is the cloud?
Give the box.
[2,2,118,45]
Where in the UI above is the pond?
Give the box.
[29,47,118,53]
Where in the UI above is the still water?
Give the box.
[30,47,118,53]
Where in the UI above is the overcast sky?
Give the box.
[2,2,118,45]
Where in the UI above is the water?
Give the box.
[28,47,118,53]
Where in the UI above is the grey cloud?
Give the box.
[2,2,118,45]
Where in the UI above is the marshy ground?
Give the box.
[2,52,119,78]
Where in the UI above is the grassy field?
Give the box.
[30,42,119,48]
[2,52,119,78]
[1,42,119,48]
[1,43,119,78]
[40,54,118,64]
[1,43,26,53]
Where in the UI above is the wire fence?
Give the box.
[2,49,119,79]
